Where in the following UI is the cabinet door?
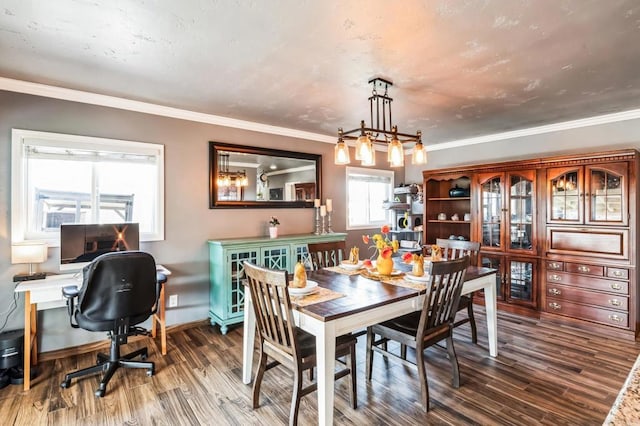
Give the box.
[478,173,504,250]
[506,257,537,308]
[585,162,628,226]
[507,170,535,253]
[547,166,583,224]
[228,248,260,317]
[480,254,505,301]
[261,244,290,271]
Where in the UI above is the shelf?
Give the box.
[427,197,471,201]
[383,202,410,210]
[427,220,471,224]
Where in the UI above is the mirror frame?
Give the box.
[209,141,322,209]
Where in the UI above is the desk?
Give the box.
[14,265,170,391]
[242,266,497,426]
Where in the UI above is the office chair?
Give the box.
[60,251,161,397]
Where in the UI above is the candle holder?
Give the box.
[321,215,327,234]
[326,211,334,233]
[314,207,322,235]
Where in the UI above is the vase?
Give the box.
[376,254,394,275]
[269,226,278,238]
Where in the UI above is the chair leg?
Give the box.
[365,328,374,381]
[415,344,430,412]
[252,349,268,409]
[349,344,357,409]
[446,336,460,388]
[290,366,303,426]
[467,302,478,344]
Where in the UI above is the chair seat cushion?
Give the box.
[379,311,422,335]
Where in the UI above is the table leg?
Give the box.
[242,293,256,384]
[23,291,35,391]
[151,283,167,355]
[483,278,498,357]
[316,323,336,426]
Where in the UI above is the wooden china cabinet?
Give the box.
[422,149,639,340]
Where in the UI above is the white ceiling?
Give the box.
[1,0,640,145]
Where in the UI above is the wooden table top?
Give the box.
[300,265,496,322]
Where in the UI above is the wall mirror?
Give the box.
[209,142,322,209]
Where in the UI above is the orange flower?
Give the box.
[381,224,390,234]
[363,259,373,268]
[402,252,414,263]
[362,235,370,244]
[380,246,393,259]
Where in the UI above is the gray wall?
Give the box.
[0,90,403,351]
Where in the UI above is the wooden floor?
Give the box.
[1,309,639,425]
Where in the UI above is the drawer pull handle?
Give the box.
[548,302,562,310]
[609,299,621,307]
[613,270,623,277]
[609,314,624,323]
[549,263,561,269]
[577,266,590,273]
[548,288,561,296]
[610,283,623,290]
[550,274,562,281]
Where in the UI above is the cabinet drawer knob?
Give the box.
[548,288,561,296]
[549,263,561,269]
[577,266,590,273]
[550,274,562,281]
[610,283,623,290]
[609,314,624,323]
[609,299,621,307]
[548,302,562,310]
[613,270,623,277]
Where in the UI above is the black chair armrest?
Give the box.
[150,273,167,315]
[62,285,80,328]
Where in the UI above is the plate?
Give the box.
[367,269,403,277]
[288,280,319,296]
[404,273,431,283]
[340,260,363,270]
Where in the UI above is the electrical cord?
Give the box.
[0,283,19,333]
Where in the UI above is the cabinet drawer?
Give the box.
[546,261,564,271]
[546,272,629,294]
[565,263,603,276]
[546,284,628,311]
[607,267,629,280]
[546,298,629,328]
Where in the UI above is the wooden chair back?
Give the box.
[306,241,346,270]
[434,239,481,266]
[418,256,470,337]
[243,262,299,360]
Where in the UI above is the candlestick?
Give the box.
[321,214,327,234]
[320,205,326,217]
[326,210,334,233]
[314,207,321,235]
[326,198,332,212]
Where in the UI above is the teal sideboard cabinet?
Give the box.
[207,233,347,334]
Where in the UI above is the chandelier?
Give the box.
[334,78,427,167]
[216,153,248,188]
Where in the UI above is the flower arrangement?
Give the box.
[269,216,280,227]
[361,225,399,272]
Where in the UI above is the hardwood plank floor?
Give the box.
[1,309,638,425]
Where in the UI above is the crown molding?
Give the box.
[2,77,639,150]
[0,77,335,143]
[427,108,640,152]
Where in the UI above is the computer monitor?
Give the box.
[59,223,140,272]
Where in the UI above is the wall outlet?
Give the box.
[169,294,178,308]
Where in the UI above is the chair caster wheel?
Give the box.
[147,369,154,377]
[60,379,70,389]
[141,354,147,360]
[95,389,105,397]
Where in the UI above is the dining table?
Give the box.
[242,264,498,426]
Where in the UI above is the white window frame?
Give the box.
[11,129,165,245]
[345,166,394,230]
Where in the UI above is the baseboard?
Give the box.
[39,319,210,362]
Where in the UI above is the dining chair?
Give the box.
[365,256,470,412]
[306,240,346,270]
[243,261,357,426]
[431,239,481,343]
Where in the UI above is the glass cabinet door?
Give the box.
[480,254,505,301]
[508,171,535,252]
[548,167,583,224]
[506,257,536,307]
[586,162,627,226]
[479,174,503,249]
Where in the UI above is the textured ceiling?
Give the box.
[1,0,640,144]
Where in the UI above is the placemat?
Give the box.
[381,277,427,291]
[292,286,346,307]
[323,265,363,276]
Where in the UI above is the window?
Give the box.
[12,129,164,244]
[346,167,394,229]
